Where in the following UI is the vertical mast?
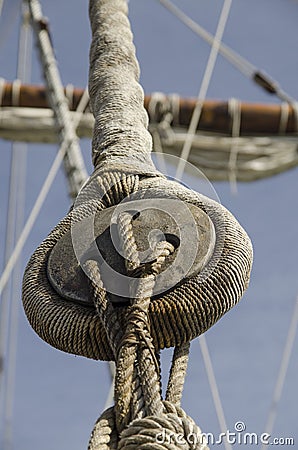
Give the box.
[28,0,88,199]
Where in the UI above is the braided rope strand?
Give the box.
[88,0,159,177]
[89,401,209,450]
[22,1,253,448]
[166,342,191,406]
[22,178,253,360]
[88,209,209,449]
[113,213,175,431]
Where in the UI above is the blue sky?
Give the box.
[0,1,298,449]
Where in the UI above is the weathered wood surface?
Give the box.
[1,81,298,136]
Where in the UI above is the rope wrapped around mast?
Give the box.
[22,0,253,448]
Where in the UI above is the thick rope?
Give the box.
[85,213,175,433]
[261,293,298,450]
[86,211,208,449]
[21,2,253,448]
[165,343,190,406]
[114,213,162,430]
[88,0,160,177]
[28,0,88,199]
[22,172,141,362]
[89,401,209,450]
[21,2,253,449]
[22,174,253,359]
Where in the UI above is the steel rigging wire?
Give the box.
[260,293,298,450]
[0,4,31,449]
[172,0,234,448]
[158,0,297,104]
[0,0,22,49]
[0,3,90,298]
[0,1,297,447]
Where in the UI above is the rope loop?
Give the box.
[84,206,198,440]
[21,2,253,449]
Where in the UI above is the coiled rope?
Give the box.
[22,0,253,448]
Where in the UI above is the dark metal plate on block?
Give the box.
[47,200,215,305]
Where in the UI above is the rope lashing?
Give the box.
[22,0,253,448]
[85,214,208,449]
[158,0,297,104]
[23,172,252,359]
[88,402,209,450]
[22,0,253,358]
[85,225,173,431]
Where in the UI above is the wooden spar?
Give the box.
[1,81,298,136]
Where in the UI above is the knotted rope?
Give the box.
[22,0,253,448]
[88,0,160,178]
[86,212,208,449]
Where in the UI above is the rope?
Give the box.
[0,4,31,448]
[85,211,209,449]
[20,0,254,361]
[165,342,190,406]
[0,140,67,297]
[21,1,253,449]
[175,0,233,180]
[228,97,241,194]
[22,169,253,360]
[0,78,5,105]
[11,79,21,107]
[88,0,160,178]
[28,0,88,199]
[65,83,74,109]
[158,0,297,104]
[278,102,290,134]
[0,148,21,439]
[148,92,178,176]
[199,336,232,450]
[0,146,27,450]
[158,0,253,78]
[88,401,209,450]
[260,293,298,450]
[88,212,175,430]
